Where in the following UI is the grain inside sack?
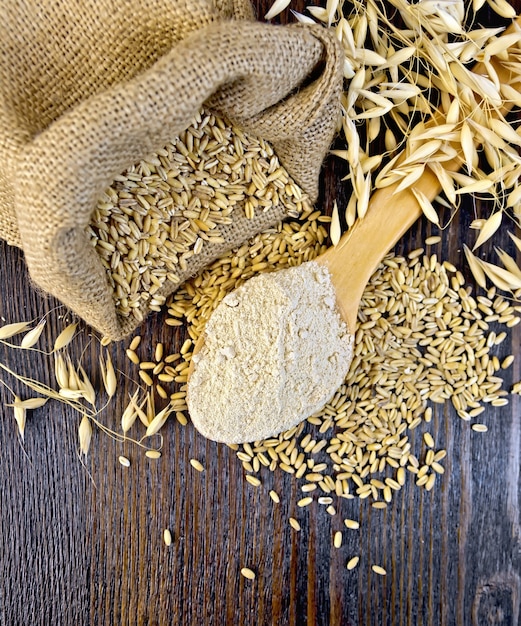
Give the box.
[88,110,310,321]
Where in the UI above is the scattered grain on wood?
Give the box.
[129,336,141,351]
[240,567,256,580]
[246,475,261,487]
[159,210,519,508]
[163,529,172,546]
[425,473,436,491]
[326,505,337,516]
[344,519,360,530]
[269,490,280,504]
[347,556,360,570]
[423,433,435,448]
[190,459,205,472]
[126,349,140,365]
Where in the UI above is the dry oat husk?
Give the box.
[0,0,342,340]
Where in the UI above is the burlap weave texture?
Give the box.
[0,0,343,339]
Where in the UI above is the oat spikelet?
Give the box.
[104,352,117,398]
[481,258,521,291]
[402,140,443,167]
[145,391,155,427]
[129,392,149,428]
[506,185,521,208]
[66,355,81,391]
[461,121,477,173]
[429,162,457,205]
[99,354,108,394]
[290,9,315,24]
[54,353,69,389]
[53,323,78,352]
[99,352,117,398]
[121,390,140,433]
[345,194,358,228]
[489,118,521,147]
[145,404,173,437]
[330,200,341,246]
[78,365,96,407]
[12,395,26,441]
[264,0,291,20]
[326,0,339,26]
[20,318,46,348]
[356,172,371,219]
[508,232,521,254]
[484,33,521,60]
[78,415,92,456]
[8,397,48,409]
[307,5,328,21]
[7,396,49,440]
[487,0,516,19]
[59,388,85,400]
[473,211,502,250]
[386,45,417,67]
[494,248,521,280]
[0,321,32,340]
[463,245,487,289]
[411,188,440,225]
[395,166,425,194]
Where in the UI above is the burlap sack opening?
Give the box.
[0,0,343,340]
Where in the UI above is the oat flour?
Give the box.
[187,261,354,443]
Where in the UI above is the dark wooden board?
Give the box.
[1,2,520,625]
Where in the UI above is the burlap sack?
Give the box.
[0,0,343,340]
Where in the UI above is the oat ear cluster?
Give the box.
[0,0,343,340]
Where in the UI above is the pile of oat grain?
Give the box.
[126,214,519,506]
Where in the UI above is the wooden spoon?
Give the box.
[316,172,432,332]
[188,16,521,374]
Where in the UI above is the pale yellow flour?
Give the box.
[187,261,354,443]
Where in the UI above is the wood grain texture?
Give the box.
[1,2,521,625]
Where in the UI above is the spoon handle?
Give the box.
[317,167,441,332]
